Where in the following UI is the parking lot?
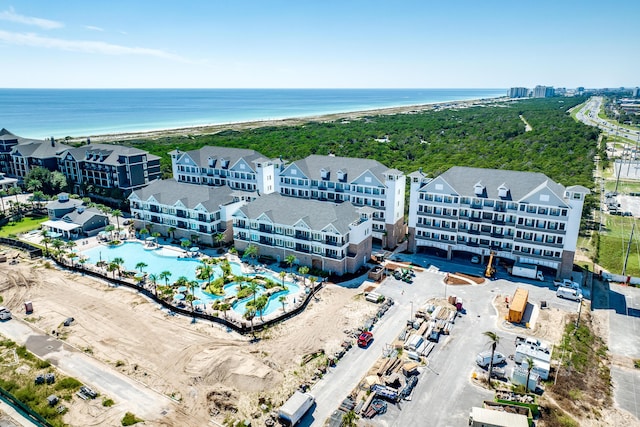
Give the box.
[306,252,586,426]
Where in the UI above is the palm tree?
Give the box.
[51,238,65,259]
[67,252,78,267]
[152,232,161,246]
[135,262,148,274]
[242,244,258,264]
[105,224,115,240]
[247,281,260,303]
[112,257,125,276]
[181,239,191,253]
[40,229,50,255]
[139,228,149,240]
[65,240,76,253]
[148,274,158,296]
[112,209,122,231]
[196,263,213,286]
[279,270,287,287]
[524,356,535,393]
[159,270,172,286]
[255,296,267,321]
[342,410,359,427]
[188,280,198,311]
[285,255,296,273]
[107,262,119,278]
[219,302,231,319]
[214,232,225,248]
[279,295,287,312]
[244,307,256,334]
[483,331,501,388]
[309,276,318,293]
[174,275,189,288]
[78,256,87,271]
[167,226,176,241]
[298,266,309,286]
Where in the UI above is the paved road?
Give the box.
[0,318,175,422]
[576,97,640,141]
[304,252,583,426]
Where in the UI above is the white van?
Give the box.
[556,286,582,301]
[476,351,506,368]
[0,307,11,320]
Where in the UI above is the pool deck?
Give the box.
[19,230,310,327]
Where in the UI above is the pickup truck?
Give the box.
[357,331,373,348]
[553,279,580,289]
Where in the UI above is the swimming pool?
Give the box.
[80,241,302,316]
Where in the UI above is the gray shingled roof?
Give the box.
[11,141,70,159]
[236,193,360,235]
[63,207,108,226]
[286,154,395,182]
[433,166,567,201]
[47,198,84,211]
[129,179,237,211]
[177,146,268,170]
[61,144,157,165]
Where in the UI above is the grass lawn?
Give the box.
[599,214,640,276]
[0,216,47,238]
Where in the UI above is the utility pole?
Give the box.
[622,223,635,276]
[615,157,624,194]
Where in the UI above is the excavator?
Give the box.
[485,251,496,278]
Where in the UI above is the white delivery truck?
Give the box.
[475,351,506,368]
[556,286,582,301]
[0,306,11,320]
[511,263,544,281]
[278,391,315,426]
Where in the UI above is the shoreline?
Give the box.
[75,95,510,143]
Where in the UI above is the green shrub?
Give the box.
[121,412,143,426]
[37,359,51,369]
[102,398,115,407]
[0,339,16,348]
[16,345,35,361]
[54,377,81,390]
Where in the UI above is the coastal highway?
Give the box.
[576,96,640,141]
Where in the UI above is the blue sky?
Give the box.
[0,0,637,88]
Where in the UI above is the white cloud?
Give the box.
[84,25,104,32]
[0,7,63,30]
[0,30,188,62]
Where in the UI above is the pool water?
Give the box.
[80,241,302,316]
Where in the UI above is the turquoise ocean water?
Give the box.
[0,88,505,139]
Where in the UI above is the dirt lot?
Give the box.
[0,251,378,426]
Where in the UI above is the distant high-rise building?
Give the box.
[508,87,529,98]
[533,85,555,98]
[633,87,640,98]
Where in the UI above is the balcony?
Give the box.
[259,225,274,234]
[295,244,310,253]
[176,210,187,218]
[177,221,188,229]
[295,232,310,241]
[325,239,343,247]
[260,237,274,245]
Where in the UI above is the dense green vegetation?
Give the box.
[122,97,599,188]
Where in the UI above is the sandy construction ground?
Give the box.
[0,250,379,426]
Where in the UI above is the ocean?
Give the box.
[0,88,506,139]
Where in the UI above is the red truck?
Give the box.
[358,331,373,348]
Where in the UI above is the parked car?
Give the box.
[357,331,374,348]
[476,351,506,368]
[556,286,583,301]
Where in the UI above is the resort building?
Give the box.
[276,154,406,249]
[169,146,279,194]
[128,179,250,246]
[46,193,84,219]
[408,166,590,278]
[0,129,70,179]
[57,144,162,192]
[42,205,109,239]
[533,85,555,98]
[233,193,373,276]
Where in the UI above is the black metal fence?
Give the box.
[0,386,55,427]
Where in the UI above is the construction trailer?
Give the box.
[507,288,528,323]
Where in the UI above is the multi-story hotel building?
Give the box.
[233,193,373,275]
[169,146,278,194]
[408,166,589,278]
[128,179,249,246]
[277,155,406,249]
[58,144,162,192]
[0,129,70,179]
